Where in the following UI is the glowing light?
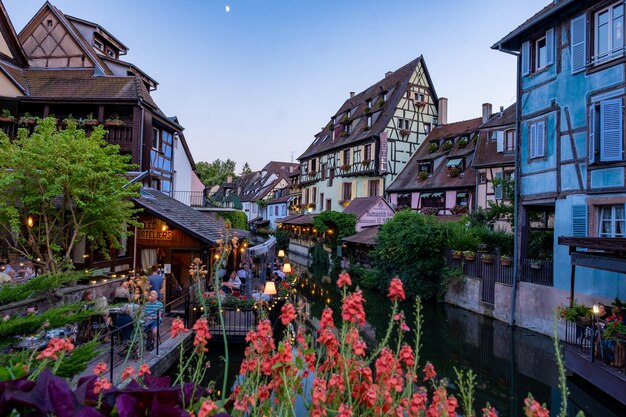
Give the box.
[225,5,230,12]
[161,224,168,232]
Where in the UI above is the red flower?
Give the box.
[198,400,218,417]
[341,290,366,326]
[93,377,112,395]
[120,366,135,381]
[483,403,498,417]
[337,271,352,288]
[171,318,190,338]
[524,395,549,417]
[388,277,406,301]
[93,362,108,376]
[422,362,436,381]
[192,318,211,352]
[280,302,296,325]
[35,337,74,361]
[337,403,353,417]
[399,344,415,367]
[138,363,151,376]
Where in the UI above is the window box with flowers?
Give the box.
[481,253,494,264]
[307,203,316,210]
[377,98,385,107]
[340,200,350,207]
[341,115,349,123]
[0,109,14,123]
[400,128,410,138]
[500,255,512,266]
[361,159,371,167]
[420,207,439,216]
[81,113,99,126]
[464,250,476,261]
[341,164,350,172]
[457,138,468,148]
[448,167,461,178]
[105,116,125,127]
[428,143,439,153]
[450,204,468,215]
[441,140,453,151]
[452,250,463,260]
[418,171,429,181]
[19,113,36,125]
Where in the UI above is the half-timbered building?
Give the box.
[298,56,440,212]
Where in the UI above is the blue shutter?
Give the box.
[600,98,623,162]
[572,205,588,237]
[521,41,530,76]
[571,15,586,74]
[546,28,554,66]
[589,106,595,164]
[537,121,546,157]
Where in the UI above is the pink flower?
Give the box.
[483,403,498,417]
[192,318,211,352]
[120,366,135,381]
[337,403,353,417]
[280,302,296,325]
[138,363,151,377]
[93,362,108,376]
[198,400,218,417]
[341,290,366,326]
[524,395,549,417]
[422,362,436,381]
[93,378,112,394]
[337,272,352,288]
[3,314,10,321]
[401,322,410,332]
[388,277,406,301]
[35,337,74,361]
[171,318,189,338]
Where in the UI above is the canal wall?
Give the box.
[445,277,614,339]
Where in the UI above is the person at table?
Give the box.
[113,280,132,303]
[143,290,163,351]
[222,271,242,293]
[148,265,164,301]
[0,262,16,280]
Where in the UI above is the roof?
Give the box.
[133,188,247,245]
[64,14,129,53]
[343,226,380,246]
[492,0,577,51]
[100,55,158,88]
[0,61,28,93]
[473,104,517,168]
[343,197,389,218]
[278,213,315,226]
[0,1,28,67]
[387,117,482,193]
[299,55,437,159]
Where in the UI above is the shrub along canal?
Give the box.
[173,268,624,417]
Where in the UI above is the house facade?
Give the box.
[387,113,481,217]
[494,0,626,301]
[297,56,440,213]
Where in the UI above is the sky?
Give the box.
[5,0,548,172]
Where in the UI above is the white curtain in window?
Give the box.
[141,249,157,271]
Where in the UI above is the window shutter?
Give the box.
[496,131,504,152]
[571,14,586,74]
[572,205,588,237]
[521,41,531,76]
[589,106,595,164]
[546,28,554,66]
[529,123,537,158]
[600,98,623,162]
[537,121,546,157]
[494,172,503,200]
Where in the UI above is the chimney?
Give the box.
[289,166,294,173]
[385,71,393,78]
[227,175,233,183]
[438,97,448,125]
[349,91,355,98]
[482,103,492,124]
[499,106,504,117]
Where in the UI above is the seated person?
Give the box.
[143,290,163,350]
[251,284,270,302]
[0,262,16,280]
[113,303,136,343]
[222,271,242,293]
[114,280,132,303]
[607,305,623,322]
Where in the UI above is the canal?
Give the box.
[190,266,624,417]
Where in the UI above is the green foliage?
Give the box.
[240,162,252,175]
[603,321,626,340]
[527,230,554,260]
[557,301,591,321]
[0,118,140,272]
[0,271,85,306]
[217,211,248,230]
[312,211,356,257]
[54,339,99,378]
[256,199,267,209]
[441,141,453,151]
[443,222,480,252]
[196,158,238,187]
[428,143,439,153]
[274,228,290,251]
[347,264,378,290]
[371,210,446,300]
[308,242,329,271]
[470,226,514,255]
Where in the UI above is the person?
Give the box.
[143,290,163,351]
[222,271,242,293]
[114,280,131,303]
[607,305,623,322]
[0,262,16,280]
[148,265,163,301]
[273,257,282,270]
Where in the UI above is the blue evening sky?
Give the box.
[6,1,547,171]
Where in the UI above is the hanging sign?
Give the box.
[137,222,172,240]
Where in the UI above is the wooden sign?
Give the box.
[137,222,172,240]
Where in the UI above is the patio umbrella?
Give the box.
[0,272,12,283]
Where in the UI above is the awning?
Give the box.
[420,193,432,198]
[456,192,468,198]
[248,236,276,256]
[431,192,444,198]
[447,158,462,167]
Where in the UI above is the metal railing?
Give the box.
[519,258,553,286]
[171,191,205,207]
[564,318,626,376]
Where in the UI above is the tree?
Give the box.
[196,159,237,187]
[312,211,356,260]
[241,162,252,175]
[371,210,446,300]
[0,118,140,272]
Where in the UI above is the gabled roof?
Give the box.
[100,55,158,89]
[133,188,247,245]
[0,61,28,94]
[492,0,577,51]
[387,117,482,193]
[343,225,380,246]
[474,104,516,168]
[0,1,28,67]
[64,14,129,54]
[343,197,391,219]
[299,55,437,159]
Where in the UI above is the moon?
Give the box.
[225,5,230,12]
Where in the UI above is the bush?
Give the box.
[441,141,453,151]
[217,211,248,230]
[371,210,446,300]
[443,222,480,252]
[0,271,85,306]
[527,230,554,260]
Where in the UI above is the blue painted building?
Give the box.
[494,0,626,301]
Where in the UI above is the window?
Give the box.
[505,129,516,152]
[94,40,103,50]
[367,115,372,128]
[521,28,554,75]
[152,128,160,150]
[366,100,372,109]
[343,149,351,166]
[328,168,335,186]
[589,98,623,163]
[320,193,324,208]
[344,124,351,135]
[312,187,317,203]
[447,158,464,170]
[598,205,626,237]
[419,162,431,174]
[364,144,372,161]
[479,173,487,184]
[424,123,432,134]
[594,2,625,64]
[342,182,352,201]
[398,119,404,129]
[321,163,327,180]
[369,180,379,197]
[383,92,388,101]
[274,206,279,216]
[326,199,331,211]
[456,192,469,207]
[494,172,504,200]
[396,193,412,209]
[421,192,444,208]
[416,93,425,102]
[310,159,317,173]
[529,120,546,159]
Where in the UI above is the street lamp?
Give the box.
[277,249,285,258]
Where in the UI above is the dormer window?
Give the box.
[419,162,432,174]
[447,158,464,170]
[107,49,115,58]
[366,115,372,128]
[383,92,388,101]
[366,99,372,109]
[94,40,103,50]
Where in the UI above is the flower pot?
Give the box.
[482,257,493,264]
[83,120,99,126]
[500,258,511,267]
[0,116,14,123]
[464,255,475,261]
[530,262,541,270]
[452,253,463,260]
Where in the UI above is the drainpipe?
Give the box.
[509,47,521,327]
[138,100,145,173]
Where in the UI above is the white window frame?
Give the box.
[598,204,626,237]
[535,35,548,70]
[594,2,625,64]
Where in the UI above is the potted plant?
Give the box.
[377,98,385,107]
[452,250,463,260]
[428,143,439,153]
[105,115,125,126]
[340,131,349,138]
[481,253,494,264]
[19,112,36,125]
[363,125,370,131]
[450,205,468,215]
[457,138,468,148]
[529,260,542,270]
[448,167,461,177]
[500,255,512,266]
[418,171,429,181]
[326,121,334,130]
[61,114,77,126]
[361,159,370,166]
[364,106,370,113]
[340,200,350,207]
[341,164,350,172]
[464,250,476,261]
[0,109,14,122]
[341,115,349,123]
[400,128,410,138]
[441,140,453,151]
[82,113,99,126]
[557,301,591,322]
